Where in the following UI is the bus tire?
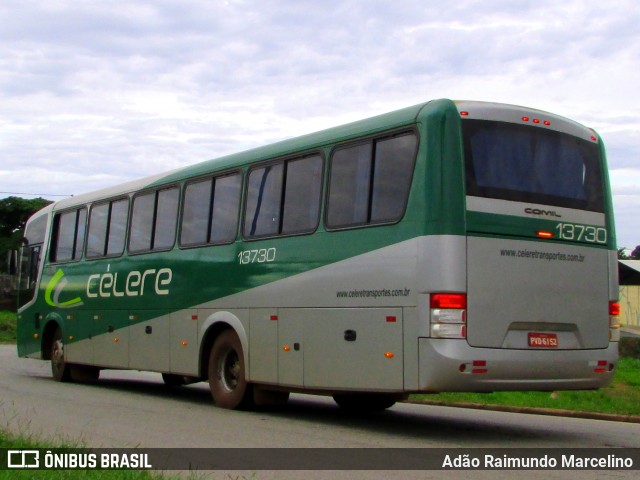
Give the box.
[50,327,71,382]
[332,393,398,412]
[208,329,254,409]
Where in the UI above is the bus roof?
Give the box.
[52,100,438,211]
[48,98,598,213]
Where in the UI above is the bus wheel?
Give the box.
[51,327,71,382]
[332,393,398,412]
[208,330,254,409]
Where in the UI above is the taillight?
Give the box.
[430,293,467,309]
[609,301,620,342]
[430,293,467,339]
[609,301,621,316]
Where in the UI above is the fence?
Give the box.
[620,285,640,328]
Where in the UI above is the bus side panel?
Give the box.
[129,311,171,372]
[65,311,93,364]
[278,310,304,387]
[169,309,199,375]
[92,311,129,369]
[402,307,420,391]
[249,309,279,384]
[301,308,403,391]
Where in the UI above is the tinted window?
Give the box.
[129,192,155,252]
[282,156,323,234]
[181,173,241,247]
[130,187,179,253]
[244,164,284,237]
[75,209,87,259]
[327,132,417,228]
[181,179,211,246]
[51,208,86,263]
[371,134,417,222]
[154,188,179,250]
[244,155,323,238]
[210,174,242,244]
[327,144,372,227]
[87,198,129,258]
[86,203,109,258]
[106,199,128,256]
[54,211,77,262]
[463,120,604,212]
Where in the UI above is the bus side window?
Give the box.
[86,198,129,258]
[209,173,241,244]
[18,244,42,308]
[50,208,87,263]
[18,213,47,307]
[244,155,323,239]
[370,134,417,222]
[180,172,241,247]
[326,132,417,229]
[282,155,323,234]
[245,164,284,237]
[130,187,179,253]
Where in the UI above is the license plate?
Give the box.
[528,332,558,348]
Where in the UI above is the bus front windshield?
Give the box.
[462,120,604,212]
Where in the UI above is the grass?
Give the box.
[411,356,640,417]
[0,310,16,343]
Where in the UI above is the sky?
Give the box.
[1,0,638,248]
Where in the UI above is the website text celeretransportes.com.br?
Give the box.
[336,288,412,299]
[500,249,586,263]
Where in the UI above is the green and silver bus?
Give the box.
[17,99,620,410]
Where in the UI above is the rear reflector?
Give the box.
[459,360,489,374]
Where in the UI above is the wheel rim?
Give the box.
[52,339,64,373]
[218,348,240,392]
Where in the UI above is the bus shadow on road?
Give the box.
[69,374,578,446]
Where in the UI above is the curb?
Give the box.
[406,399,640,424]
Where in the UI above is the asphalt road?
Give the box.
[1,345,638,479]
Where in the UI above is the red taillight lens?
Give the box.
[431,293,467,339]
[609,301,620,316]
[430,293,467,309]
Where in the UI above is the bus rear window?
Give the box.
[463,120,604,212]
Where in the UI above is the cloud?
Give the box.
[0,0,639,246]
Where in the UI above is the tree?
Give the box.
[0,197,52,273]
[632,245,640,260]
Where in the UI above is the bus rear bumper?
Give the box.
[418,338,618,392]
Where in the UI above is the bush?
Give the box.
[619,337,640,359]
